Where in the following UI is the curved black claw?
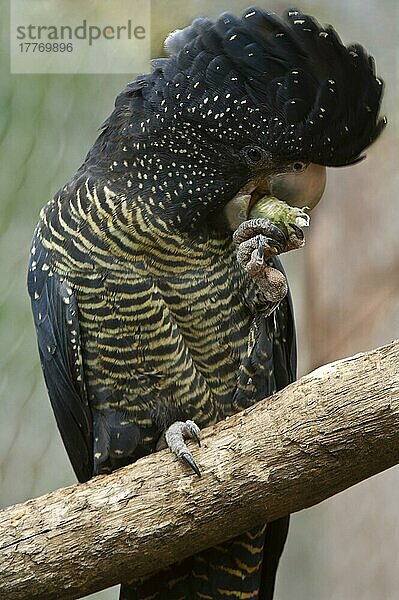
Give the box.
[288,222,304,240]
[257,238,265,261]
[181,452,202,477]
[191,429,201,447]
[265,236,284,253]
[257,236,282,260]
[268,221,288,246]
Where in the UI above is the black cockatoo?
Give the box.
[28,7,385,599]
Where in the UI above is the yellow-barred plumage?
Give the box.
[28,5,384,599]
[31,173,293,599]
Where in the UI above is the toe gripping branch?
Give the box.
[165,420,202,476]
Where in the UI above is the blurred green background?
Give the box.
[1,1,398,599]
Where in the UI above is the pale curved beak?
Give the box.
[270,163,327,210]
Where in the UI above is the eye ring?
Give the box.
[292,161,308,173]
[243,145,267,166]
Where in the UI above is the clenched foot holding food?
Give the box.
[233,195,310,302]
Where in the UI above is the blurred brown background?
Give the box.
[0,1,398,599]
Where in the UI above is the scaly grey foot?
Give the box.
[233,218,289,303]
[165,420,202,476]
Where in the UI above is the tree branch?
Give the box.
[1,341,398,599]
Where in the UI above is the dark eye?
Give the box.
[292,161,307,173]
[243,145,266,165]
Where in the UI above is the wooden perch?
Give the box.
[1,340,399,599]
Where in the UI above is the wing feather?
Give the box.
[28,232,93,482]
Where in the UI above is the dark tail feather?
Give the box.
[119,584,135,600]
[259,516,290,600]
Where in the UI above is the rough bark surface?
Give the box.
[1,341,398,599]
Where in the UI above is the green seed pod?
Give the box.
[249,196,310,232]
